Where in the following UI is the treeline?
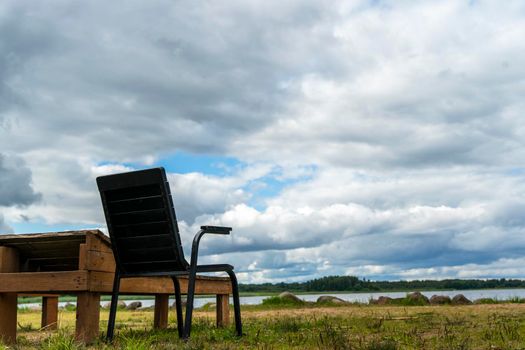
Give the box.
[239,275,525,293]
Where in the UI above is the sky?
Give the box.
[1,0,525,283]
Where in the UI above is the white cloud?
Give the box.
[398,257,525,280]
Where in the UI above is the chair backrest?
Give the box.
[97,167,189,275]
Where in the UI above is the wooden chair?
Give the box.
[97,167,242,340]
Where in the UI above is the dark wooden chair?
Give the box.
[96,167,242,340]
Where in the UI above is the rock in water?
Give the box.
[452,294,472,305]
[429,295,452,305]
[317,295,347,304]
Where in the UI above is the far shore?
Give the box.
[16,286,525,304]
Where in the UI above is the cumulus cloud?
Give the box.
[0,153,39,234]
[1,0,319,161]
[1,0,525,281]
[0,153,41,206]
[232,1,525,169]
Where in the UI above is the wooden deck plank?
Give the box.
[0,230,108,244]
[85,233,112,252]
[0,271,89,293]
[85,250,115,273]
[0,271,231,294]
[88,272,232,295]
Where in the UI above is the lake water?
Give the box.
[18,288,525,309]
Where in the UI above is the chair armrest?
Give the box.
[189,226,233,271]
[200,226,232,234]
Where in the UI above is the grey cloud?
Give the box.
[232,2,525,169]
[0,4,61,113]
[3,0,523,170]
[0,0,340,161]
[0,153,41,206]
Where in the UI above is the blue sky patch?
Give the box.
[10,220,95,234]
[157,152,243,175]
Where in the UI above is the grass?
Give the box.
[6,302,525,349]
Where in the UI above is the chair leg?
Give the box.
[171,277,184,338]
[106,272,120,342]
[226,269,243,336]
[183,270,197,339]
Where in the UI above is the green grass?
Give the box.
[261,296,305,308]
[6,302,525,349]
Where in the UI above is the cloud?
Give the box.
[177,164,525,281]
[229,1,525,169]
[0,153,40,206]
[1,0,322,161]
[1,0,525,281]
[0,153,39,234]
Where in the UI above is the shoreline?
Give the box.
[16,287,525,305]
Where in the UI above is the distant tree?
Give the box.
[239,275,525,293]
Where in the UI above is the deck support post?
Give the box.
[41,296,59,330]
[75,292,100,343]
[216,294,230,328]
[153,294,169,329]
[0,247,19,344]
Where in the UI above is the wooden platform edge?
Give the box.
[0,270,232,294]
[88,271,233,295]
[0,271,89,293]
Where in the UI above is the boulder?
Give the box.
[102,301,127,309]
[429,295,452,305]
[126,301,142,310]
[370,296,393,305]
[452,294,472,305]
[317,295,347,304]
[407,292,430,305]
[278,292,304,304]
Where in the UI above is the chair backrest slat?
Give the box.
[97,167,188,275]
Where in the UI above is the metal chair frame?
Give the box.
[97,168,242,340]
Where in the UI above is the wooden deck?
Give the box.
[0,230,233,344]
